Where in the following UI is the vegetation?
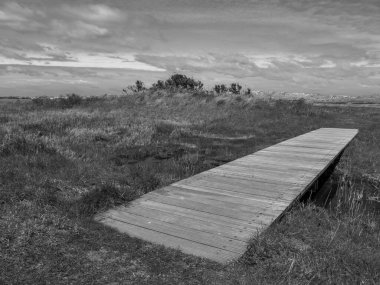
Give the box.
[0,81,379,284]
[229,83,242,94]
[214,84,228,94]
[123,80,146,93]
[135,74,205,93]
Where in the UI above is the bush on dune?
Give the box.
[150,74,204,91]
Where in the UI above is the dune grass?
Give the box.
[0,91,379,284]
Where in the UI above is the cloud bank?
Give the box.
[0,0,379,97]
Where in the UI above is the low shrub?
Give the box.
[32,94,83,109]
[229,83,242,94]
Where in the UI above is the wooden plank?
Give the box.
[286,139,347,145]
[276,143,344,151]
[137,192,281,222]
[176,174,299,199]
[228,159,324,172]
[175,174,301,199]
[99,217,238,263]
[130,200,264,230]
[172,183,294,205]
[259,145,338,154]
[170,183,290,206]
[95,128,358,264]
[210,164,317,181]
[151,186,287,214]
[103,210,247,253]
[255,148,334,159]
[247,151,332,162]
[207,168,314,185]
[113,205,255,241]
[233,156,327,169]
[210,165,315,180]
[252,151,334,163]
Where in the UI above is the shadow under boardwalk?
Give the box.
[95,128,358,263]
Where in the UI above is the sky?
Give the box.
[0,0,379,97]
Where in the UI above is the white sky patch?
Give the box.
[24,78,92,84]
[319,60,336,68]
[63,4,124,22]
[247,54,314,68]
[291,55,313,63]
[247,54,282,68]
[0,9,25,21]
[251,59,274,68]
[0,53,166,71]
[21,51,57,60]
[350,60,380,68]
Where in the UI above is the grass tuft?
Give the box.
[70,183,138,217]
[0,133,56,157]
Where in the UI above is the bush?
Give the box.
[32,94,83,109]
[31,96,50,106]
[123,80,146,93]
[229,83,242,94]
[214,85,221,94]
[214,84,228,95]
[152,80,165,90]
[60,93,82,107]
[165,74,204,90]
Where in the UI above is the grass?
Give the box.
[0,90,379,284]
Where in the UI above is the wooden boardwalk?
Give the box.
[95,128,358,263]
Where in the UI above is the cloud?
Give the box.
[0,2,42,21]
[62,4,125,22]
[0,2,45,31]
[0,0,379,96]
[0,53,166,71]
[50,20,109,39]
[135,51,380,94]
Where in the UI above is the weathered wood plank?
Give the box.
[232,157,327,170]
[206,168,314,185]
[209,164,317,181]
[137,192,281,222]
[115,204,257,240]
[175,174,300,199]
[96,128,358,264]
[103,210,247,253]
[150,186,286,214]
[130,200,264,230]
[170,183,290,206]
[99,217,238,262]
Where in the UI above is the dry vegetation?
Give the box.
[0,88,379,284]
